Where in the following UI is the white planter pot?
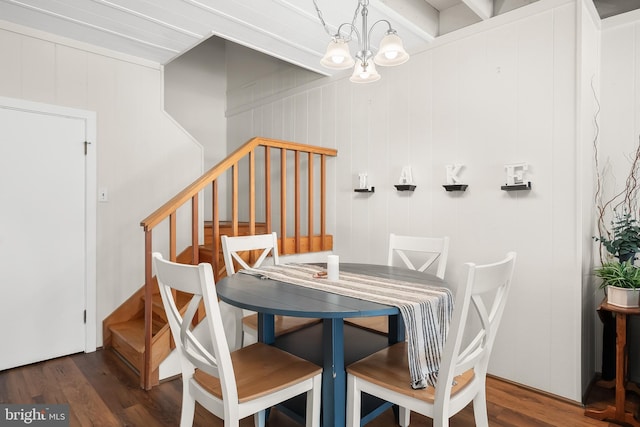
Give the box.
[608,285,640,308]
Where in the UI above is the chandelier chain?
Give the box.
[312,0,361,41]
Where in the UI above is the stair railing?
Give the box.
[139,136,337,389]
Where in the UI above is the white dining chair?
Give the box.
[388,233,450,279]
[346,252,516,427]
[221,232,320,347]
[152,252,322,427]
[347,233,451,335]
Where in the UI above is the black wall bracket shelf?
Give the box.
[501,182,532,191]
[394,184,416,191]
[443,184,468,192]
[354,187,375,193]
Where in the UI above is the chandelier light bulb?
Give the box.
[374,32,409,66]
[385,50,398,60]
[320,39,355,70]
[350,61,380,83]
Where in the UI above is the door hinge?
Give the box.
[84,141,91,155]
[84,310,87,324]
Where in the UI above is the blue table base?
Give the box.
[269,320,397,427]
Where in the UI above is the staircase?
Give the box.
[102,221,262,378]
[102,137,337,389]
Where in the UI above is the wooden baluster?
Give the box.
[280,149,287,254]
[232,163,238,237]
[249,149,256,265]
[265,146,272,235]
[321,154,327,251]
[169,211,180,332]
[308,152,314,252]
[191,194,198,264]
[249,149,256,236]
[169,213,176,261]
[295,150,301,253]
[212,179,220,279]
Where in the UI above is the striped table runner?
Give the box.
[241,263,453,389]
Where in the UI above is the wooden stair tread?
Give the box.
[110,318,146,353]
[110,292,192,355]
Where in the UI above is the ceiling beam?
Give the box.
[374,0,439,41]
[461,0,493,20]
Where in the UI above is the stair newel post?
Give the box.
[143,228,153,390]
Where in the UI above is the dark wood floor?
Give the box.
[0,348,625,426]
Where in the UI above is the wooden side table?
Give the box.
[585,299,640,426]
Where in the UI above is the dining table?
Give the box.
[215,262,448,427]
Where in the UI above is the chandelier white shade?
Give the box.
[320,39,355,69]
[374,32,409,66]
[350,60,380,83]
[314,0,409,83]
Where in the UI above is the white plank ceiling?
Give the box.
[0,0,636,73]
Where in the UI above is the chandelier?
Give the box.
[313,0,410,83]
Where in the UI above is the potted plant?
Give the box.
[593,136,640,380]
[595,261,640,307]
[594,213,640,308]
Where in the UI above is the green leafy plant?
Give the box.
[595,261,640,289]
[595,213,640,262]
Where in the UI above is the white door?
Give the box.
[0,101,92,370]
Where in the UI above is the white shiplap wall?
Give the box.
[600,12,640,181]
[0,20,203,345]
[226,0,587,401]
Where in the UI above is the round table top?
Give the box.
[215,263,445,319]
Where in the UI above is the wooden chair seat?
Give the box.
[194,342,321,402]
[347,342,474,402]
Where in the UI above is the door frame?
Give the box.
[0,96,97,353]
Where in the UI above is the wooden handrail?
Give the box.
[139,136,337,389]
[141,137,337,230]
